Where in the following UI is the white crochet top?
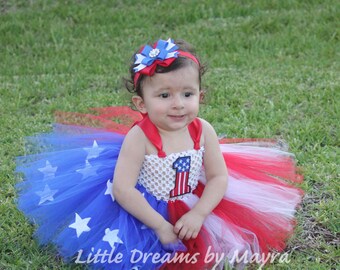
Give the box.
[137,147,204,201]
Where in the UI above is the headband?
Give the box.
[133,38,199,86]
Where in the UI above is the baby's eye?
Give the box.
[184,92,193,97]
[159,93,169,98]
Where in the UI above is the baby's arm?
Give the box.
[174,119,228,240]
[113,126,178,245]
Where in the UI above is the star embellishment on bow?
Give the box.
[133,38,179,73]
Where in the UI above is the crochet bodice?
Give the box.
[137,147,204,201]
[135,115,204,201]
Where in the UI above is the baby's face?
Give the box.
[138,64,201,133]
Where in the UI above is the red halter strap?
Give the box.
[188,118,202,151]
[136,116,202,158]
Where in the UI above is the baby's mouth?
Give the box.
[168,115,185,119]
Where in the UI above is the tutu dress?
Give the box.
[16,106,303,269]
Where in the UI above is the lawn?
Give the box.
[0,0,339,269]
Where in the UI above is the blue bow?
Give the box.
[133,38,179,73]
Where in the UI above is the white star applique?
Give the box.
[68,213,91,238]
[83,140,104,160]
[38,160,57,180]
[104,179,115,201]
[102,228,123,248]
[76,160,97,179]
[35,184,58,205]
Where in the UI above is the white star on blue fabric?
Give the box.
[83,140,104,160]
[38,160,57,180]
[102,228,123,248]
[35,184,58,205]
[76,160,97,179]
[104,179,115,201]
[68,213,91,238]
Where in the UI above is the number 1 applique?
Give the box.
[170,156,191,198]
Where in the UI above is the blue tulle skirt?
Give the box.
[16,124,184,269]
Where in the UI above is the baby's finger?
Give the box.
[192,230,199,239]
[184,230,193,240]
[173,221,183,234]
[178,226,189,240]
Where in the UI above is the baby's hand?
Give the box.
[154,220,179,245]
[174,209,205,240]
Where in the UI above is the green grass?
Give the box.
[0,0,339,269]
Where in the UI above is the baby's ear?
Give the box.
[199,90,205,103]
[132,96,147,114]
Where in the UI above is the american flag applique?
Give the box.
[170,156,191,197]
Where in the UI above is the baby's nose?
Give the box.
[172,95,184,108]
